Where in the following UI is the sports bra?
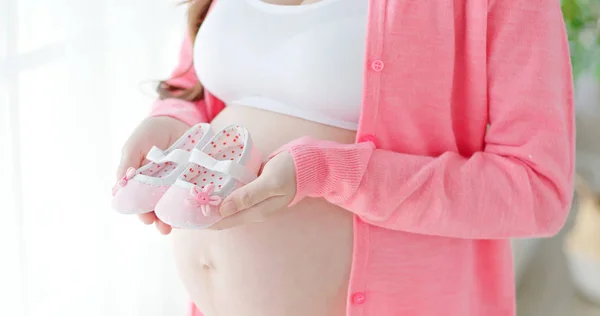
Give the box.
[194,0,368,131]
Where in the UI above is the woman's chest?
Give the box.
[196,0,368,123]
[201,0,492,155]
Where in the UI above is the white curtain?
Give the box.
[0,1,190,315]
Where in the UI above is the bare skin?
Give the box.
[172,105,355,316]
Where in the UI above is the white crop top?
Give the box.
[194,0,368,131]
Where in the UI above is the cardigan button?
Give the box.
[359,134,378,146]
[351,292,366,305]
[371,60,384,72]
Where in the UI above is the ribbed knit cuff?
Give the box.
[150,98,208,126]
[282,140,376,206]
[287,145,328,206]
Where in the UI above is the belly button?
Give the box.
[200,260,214,270]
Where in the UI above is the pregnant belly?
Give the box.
[171,106,355,316]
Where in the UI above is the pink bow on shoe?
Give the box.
[112,167,137,196]
[185,184,222,216]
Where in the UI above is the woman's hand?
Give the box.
[116,116,190,235]
[211,151,297,230]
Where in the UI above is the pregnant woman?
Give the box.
[116,0,574,315]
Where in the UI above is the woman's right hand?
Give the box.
[116,116,191,235]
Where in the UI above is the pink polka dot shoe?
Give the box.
[111,123,213,215]
[154,125,262,229]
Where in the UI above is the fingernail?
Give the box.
[220,201,237,217]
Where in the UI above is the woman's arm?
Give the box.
[149,34,209,126]
[273,0,574,239]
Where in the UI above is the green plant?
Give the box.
[561,0,600,79]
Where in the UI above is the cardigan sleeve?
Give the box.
[149,33,209,126]
[272,0,574,239]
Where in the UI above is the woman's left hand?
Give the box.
[210,151,297,230]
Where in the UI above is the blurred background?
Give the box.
[0,1,190,315]
[0,0,599,315]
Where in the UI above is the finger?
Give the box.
[155,219,172,235]
[211,196,287,230]
[220,176,283,217]
[257,161,267,175]
[138,212,157,225]
[116,148,144,179]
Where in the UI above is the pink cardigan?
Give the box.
[151,0,574,315]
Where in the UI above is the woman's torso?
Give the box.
[172,0,367,315]
[170,0,532,315]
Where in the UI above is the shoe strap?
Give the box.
[146,147,191,165]
[190,149,257,184]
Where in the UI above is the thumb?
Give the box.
[220,176,279,217]
[220,172,282,216]
[116,148,144,180]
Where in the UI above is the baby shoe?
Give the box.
[111,123,213,215]
[155,125,262,229]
